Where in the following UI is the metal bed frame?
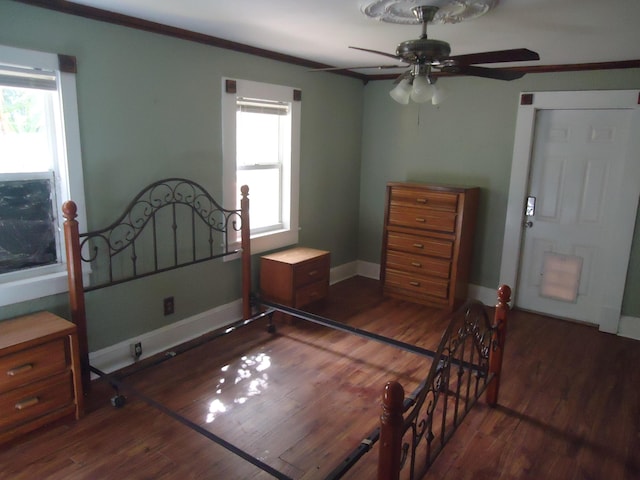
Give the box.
[62,177,511,480]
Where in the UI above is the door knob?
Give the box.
[524,220,533,228]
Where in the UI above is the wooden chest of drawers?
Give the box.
[260,247,330,313]
[381,182,479,310]
[0,312,83,444]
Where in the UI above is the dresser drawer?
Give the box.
[0,371,73,431]
[385,251,451,279]
[385,270,450,300]
[387,232,453,259]
[0,339,67,392]
[382,183,479,310]
[390,187,458,212]
[293,254,330,288]
[388,205,457,233]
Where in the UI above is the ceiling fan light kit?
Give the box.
[409,74,434,102]
[389,63,441,104]
[389,78,413,104]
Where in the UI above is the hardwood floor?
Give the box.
[1,276,638,479]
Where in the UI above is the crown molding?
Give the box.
[14,0,640,83]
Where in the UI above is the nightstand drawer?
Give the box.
[0,339,67,392]
[294,255,330,288]
[0,372,73,431]
[295,280,329,307]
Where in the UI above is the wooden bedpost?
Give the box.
[240,185,251,320]
[486,284,511,406]
[378,380,404,480]
[62,201,91,392]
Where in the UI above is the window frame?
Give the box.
[221,78,300,255]
[0,45,87,306]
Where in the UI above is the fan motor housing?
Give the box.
[396,38,451,63]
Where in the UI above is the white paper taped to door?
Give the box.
[540,252,583,303]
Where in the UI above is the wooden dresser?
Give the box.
[380,182,479,310]
[260,247,330,315]
[0,312,83,444]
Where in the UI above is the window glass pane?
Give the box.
[0,177,57,274]
[222,78,299,254]
[0,45,86,305]
[236,110,282,167]
[237,168,281,230]
[0,86,55,173]
[0,80,59,278]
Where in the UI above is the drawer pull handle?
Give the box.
[413,243,424,249]
[7,363,34,376]
[307,270,318,277]
[416,198,428,204]
[411,262,422,268]
[15,396,40,410]
[409,281,421,287]
[415,218,426,223]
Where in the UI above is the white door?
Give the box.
[516,108,635,325]
[500,90,640,334]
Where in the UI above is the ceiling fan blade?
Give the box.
[349,46,402,61]
[448,48,540,65]
[444,65,526,81]
[309,64,404,72]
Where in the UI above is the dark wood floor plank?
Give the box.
[1,276,638,479]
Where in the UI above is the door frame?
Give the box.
[499,89,640,333]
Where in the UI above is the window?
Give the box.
[222,78,300,254]
[0,45,86,306]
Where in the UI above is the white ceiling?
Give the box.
[66,0,640,75]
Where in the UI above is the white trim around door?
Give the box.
[499,90,640,335]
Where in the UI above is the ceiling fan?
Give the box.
[320,5,540,84]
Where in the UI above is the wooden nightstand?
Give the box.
[260,247,330,317]
[0,312,83,444]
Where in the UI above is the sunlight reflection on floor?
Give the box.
[206,352,271,422]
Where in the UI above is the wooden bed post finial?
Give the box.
[486,284,511,406]
[378,380,404,480]
[62,200,91,392]
[62,200,77,220]
[240,185,251,320]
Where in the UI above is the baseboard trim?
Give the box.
[330,261,358,285]
[89,261,640,373]
[618,315,640,341]
[467,283,500,306]
[356,260,380,280]
[89,299,242,375]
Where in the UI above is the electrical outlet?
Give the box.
[130,341,142,359]
[164,296,174,315]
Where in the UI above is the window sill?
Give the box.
[0,269,69,306]
[0,268,90,307]
[251,227,298,255]
[226,227,299,262]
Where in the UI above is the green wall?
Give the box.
[359,69,640,316]
[0,2,364,349]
